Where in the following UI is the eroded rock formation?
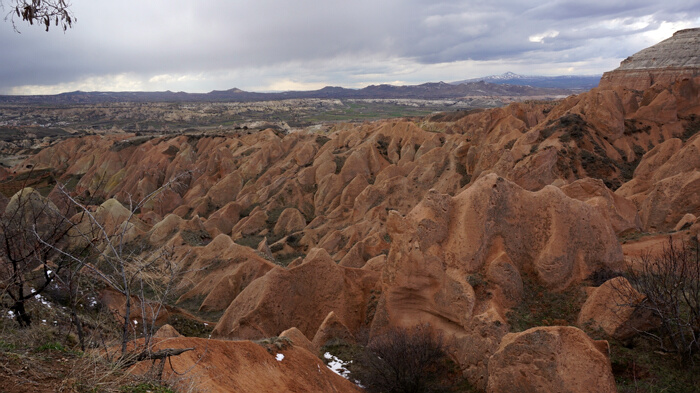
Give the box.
[486,326,617,393]
[7,30,700,391]
[600,28,700,90]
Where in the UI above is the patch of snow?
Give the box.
[324,352,352,378]
[39,298,51,308]
[324,352,365,388]
[133,319,138,325]
[33,290,52,308]
[276,353,284,361]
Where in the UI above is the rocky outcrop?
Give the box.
[212,249,380,340]
[312,311,356,348]
[372,174,623,387]
[600,28,700,90]
[279,327,316,354]
[154,324,182,338]
[486,326,616,393]
[16,66,699,264]
[560,178,641,234]
[147,337,362,393]
[675,213,697,231]
[578,277,659,339]
[173,234,277,313]
[617,132,700,231]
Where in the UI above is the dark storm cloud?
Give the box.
[0,0,698,93]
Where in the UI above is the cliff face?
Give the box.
[599,28,700,90]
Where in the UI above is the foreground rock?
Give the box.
[143,337,362,393]
[578,277,659,340]
[486,326,616,393]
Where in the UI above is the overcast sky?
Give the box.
[1,0,698,95]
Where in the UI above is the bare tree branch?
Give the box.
[3,0,75,32]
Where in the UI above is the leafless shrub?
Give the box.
[3,0,75,32]
[587,267,624,287]
[0,171,202,391]
[356,324,460,393]
[0,187,74,327]
[620,237,700,366]
[32,172,197,366]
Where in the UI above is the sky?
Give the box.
[1,0,699,95]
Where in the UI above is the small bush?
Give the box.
[166,314,213,338]
[316,135,331,146]
[119,383,176,393]
[587,267,624,287]
[355,324,470,393]
[36,341,67,352]
[506,275,585,331]
[606,334,700,393]
[180,229,212,247]
[255,336,293,353]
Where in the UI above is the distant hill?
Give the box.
[452,72,601,90]
[0,80,579,105]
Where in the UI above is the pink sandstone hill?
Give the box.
[6,30,700,391]
[368,175,622,386]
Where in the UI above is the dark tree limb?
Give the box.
[120,347,195,368]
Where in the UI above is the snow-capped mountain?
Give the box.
[452,72,601,90]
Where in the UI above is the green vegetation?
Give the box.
[607,336,700,393]
[275,252,305,267]
[0,167,57,197]
[36,341,68,352]
[0,340,16,351]
[505,265,700,392]
[680,114,700,142]
[255,336,293,353]
[507,275,586,332]
[180,229,212,246]
[0,100,478,136]
[334,155,347,174]
[303,101,437,124]
[166,314,213,338]
[233,234,264,249]
[119,383,176,393]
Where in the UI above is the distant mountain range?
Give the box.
[452,72,601,90]
[0,75,600,104]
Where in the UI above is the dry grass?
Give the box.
[0,293,189,392]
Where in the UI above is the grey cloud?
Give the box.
[0,0,699,93]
